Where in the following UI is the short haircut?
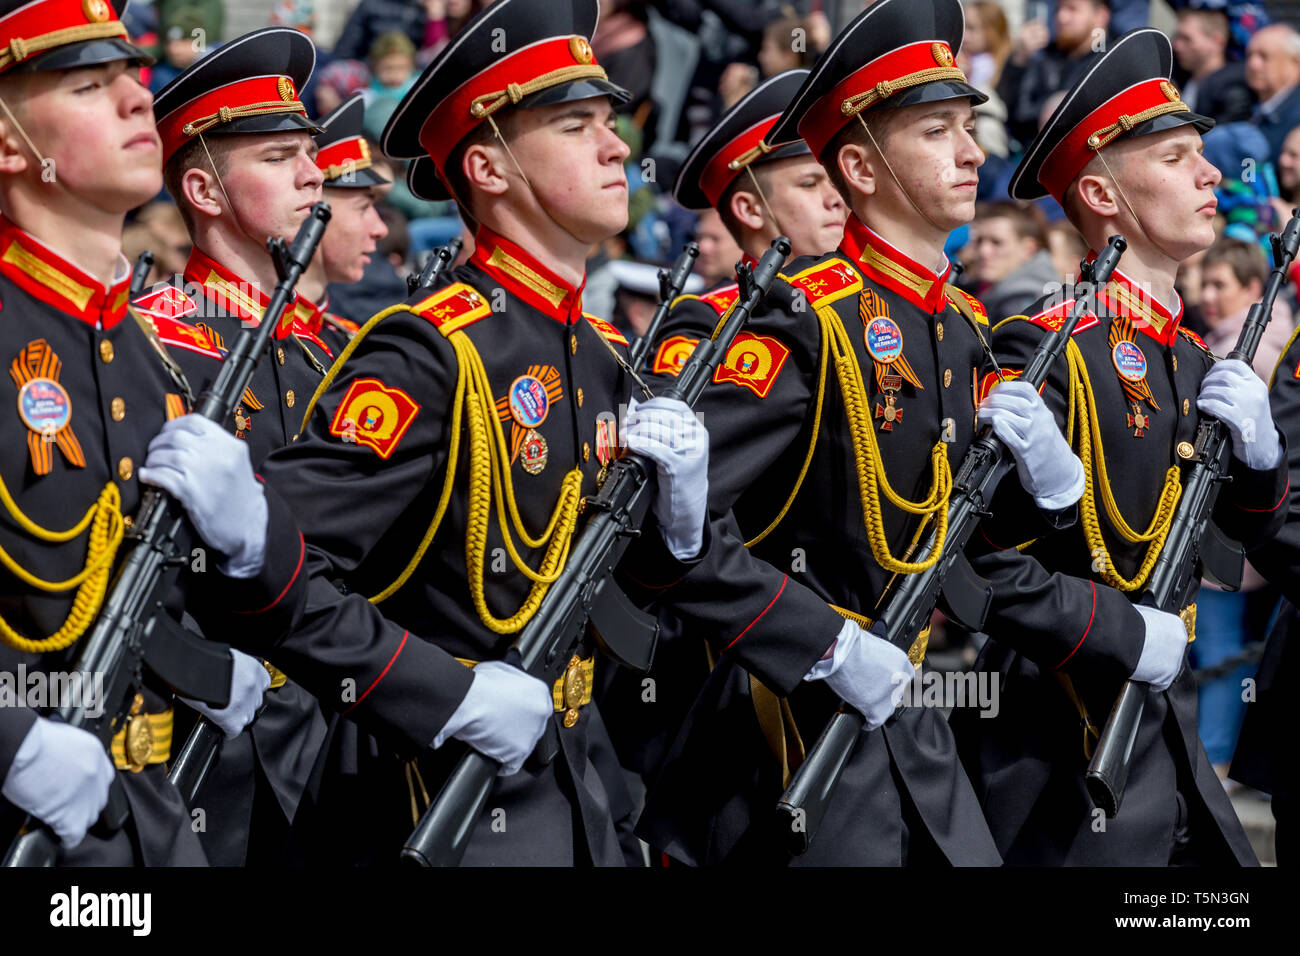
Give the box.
[441,106,523,225]
[715,164,771,242]
[818,108,905,206]
[163,135,239,234]
[1177,8,1230,43]
[1203,238,1268,289]
[974,200,1047,249]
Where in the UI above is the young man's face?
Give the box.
[1200,261,1258,325]
[12,60,162,213]
[218,131,323,243]
[761,156,846,258]
[321,184,388,284]
[970,216,1036,284]
[503,97,631,244]
[1106,126,1221,262]
[861,99,983,237]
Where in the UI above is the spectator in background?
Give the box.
[1247,23,1300,162]
[314,58,370,119]
[363,32,418,141]
[272,1,331,117]
[1173,5,1256,124]
[1045,218,1089,282]
[332,0,428,64]
[967,201,1059,319]
[1270,125,1300,226]
[593,1,658,128]
[961,2,1012,162]
[148,5,211,94]
[693,207,745,286]
[1000,0,1110,148]
[757,12,819,77]
[1195,237,1292,782]
[420,0,487,63]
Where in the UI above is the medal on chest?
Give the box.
[495,365,564,475]
[861,290,924,432]
[10,340,86,476]
[594,414,620,487]
[1109,317,1160,437]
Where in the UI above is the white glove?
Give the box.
[179,649,271,739]
[977,379,1084,510]
[623,396,709,560]
[1196,359,1282,470]
[803,619,915,731]
[432,661,553,776]
[139,414,269,578]
[1130,604,1189,691]
[1,717,114,847]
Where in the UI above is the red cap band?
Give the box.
[157,73,306,163]
[700,117,779,209]
[0,0,126,75]
[316,136,372,181]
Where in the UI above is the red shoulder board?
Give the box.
[1025,299,1099,336]
[584,314,629,346]
[782,258,863,308]
[975,368,1041,404]
[329,377,421,459]
[652,334,700,377]
[150,314,222,359]
[328,314,360,334]
[132,285,197,321]
[409,282,491,336]
[947,286,989,325]
[1178,327,1211,354]
[713,332,791,398]
[698,283,740,317]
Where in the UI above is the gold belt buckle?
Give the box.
[561,655,587,728]
[124,692,154,773]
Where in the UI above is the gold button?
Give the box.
[286,389,295,408]
[943,369,952,388]
[110,397,125,421]
[1172,354,1178,372]
[277,347,285,365]
[123,515,134,530]
[577,387,584,408]
[1183,398,1190,416]
[936,322,944,342]
[583,442,591,461]
[118,456,133,481]
[1177,441,1195,460]
[99,339,114,363]
[570,334,578,355]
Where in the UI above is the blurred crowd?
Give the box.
[120,0,1300,787]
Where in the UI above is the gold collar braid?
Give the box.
[1064,338,1182,590]
[469,64,610,119]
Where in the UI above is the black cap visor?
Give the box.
[874,79,988,112]
[515,76,631,111]
[14,37,154,74]
[325,165,391,189]
[200,112,325,138]
[1122,109,1215,143]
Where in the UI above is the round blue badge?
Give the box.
[17,377,71,435]
[1111,341,1148,382]
[508,375,549,428]
[864,317,904,364]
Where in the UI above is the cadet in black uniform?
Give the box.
[954,28,1289,865]
[298,93,390,360]
[258,0,712,866]
[0,0,306,864]
[140,28,333,865]
[1234,321,1300,865]
[635,0,1088,866]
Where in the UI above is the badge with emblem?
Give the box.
[520,429,549,475]
[594,415,618,486]
[1112,340,1147,382]
[11,339,87,475]
[17,377,72,438]
[508,375,550,427]
[865,316,904,364]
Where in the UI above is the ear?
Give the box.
[180,166,225,220]
[837,141,877,200]
[1074,173,1120,221]
[462,141,509,197]
[729,188,766,232]
[0,115,30,176]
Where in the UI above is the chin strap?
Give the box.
[744,165,787,243]
[1091,149,1183,266]
[198,132,268,253]
[854,112,949,242]
[0,95,50,169]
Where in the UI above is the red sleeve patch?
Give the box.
[713,332,791,398]
[132,285,197,321]
[329,378,420,459]
[652,334,699,377]
[583,314,629,346]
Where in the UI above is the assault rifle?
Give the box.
[3,204,331,866]
[628,241,700,373]
[1086,210,1300,817]
[407,238,463,296]
[774,235,1129,854]
[401,236,792,866]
